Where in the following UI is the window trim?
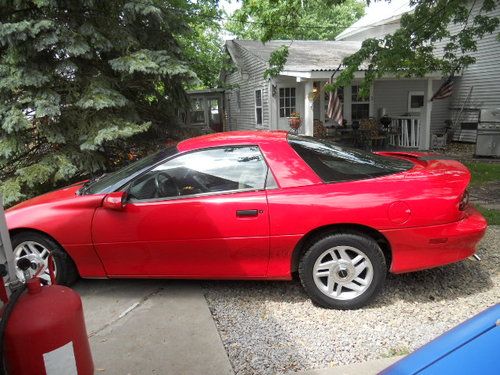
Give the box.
[190,96,206,126]
[279,86,297,118]
[408,90,425,113]
[124,145,275,203]
[350,84,370,122]
[255,89,263,127]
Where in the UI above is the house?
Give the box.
[336,0,500,148]
[221,0,500,152]
[222,39,449,150]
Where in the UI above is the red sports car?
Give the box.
[6,131,487,309]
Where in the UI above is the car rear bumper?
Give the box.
[382,206,487,273]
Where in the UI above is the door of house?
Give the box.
[206,96,223,132]
[277,84,304,133]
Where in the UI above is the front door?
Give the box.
[92,146,271,278]
[277,84,304,133]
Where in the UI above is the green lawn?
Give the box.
[464,161,500,225]
[464,161,500,186]
[477,205,500,226]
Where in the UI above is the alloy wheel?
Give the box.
[312,245,373,301]
[13,240,56,284]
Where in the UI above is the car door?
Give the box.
[92,145,271,278]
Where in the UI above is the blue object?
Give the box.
[381,304,500,375]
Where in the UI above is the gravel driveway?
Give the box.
[203,226,499,375]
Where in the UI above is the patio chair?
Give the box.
[359,118,387,150]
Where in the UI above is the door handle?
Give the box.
[236,209,259,217]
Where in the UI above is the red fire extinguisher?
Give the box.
[1,257,94,374]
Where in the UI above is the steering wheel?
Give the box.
[154,171,180,198]
[191,174,209,192]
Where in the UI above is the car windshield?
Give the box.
[81,147,178,195]
[288,135,413,182]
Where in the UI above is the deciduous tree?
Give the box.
[238,0,499,95]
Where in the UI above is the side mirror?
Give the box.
[102,191,127,210]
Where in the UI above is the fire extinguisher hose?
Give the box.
[0,284,27,375]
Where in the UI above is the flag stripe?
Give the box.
[431,77,454,101]
[327,79,343,125]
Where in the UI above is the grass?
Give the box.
[464,162,500,187]
[477,205,500,226]
[383,346,411,358]
[464,161,500,225]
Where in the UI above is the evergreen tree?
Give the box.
[0,0,198,205]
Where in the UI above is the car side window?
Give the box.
[128,146,268,200]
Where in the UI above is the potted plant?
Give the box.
[288,112,302,131]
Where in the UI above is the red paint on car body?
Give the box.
[5,131,487,279]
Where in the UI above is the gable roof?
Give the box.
[226,39,363,72]
[336,0,413,41]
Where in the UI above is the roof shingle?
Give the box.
[228,40,363,72]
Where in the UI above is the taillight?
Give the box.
[459,189,469,211]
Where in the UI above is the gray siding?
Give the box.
[374,80,426,116]
[373,79,450,134]
[224,42,270,131]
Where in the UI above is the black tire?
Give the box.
[11,231,79,285]
[299,231,386,310]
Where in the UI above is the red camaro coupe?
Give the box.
[6,131,487,309]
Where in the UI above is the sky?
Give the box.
[219,0,242,40]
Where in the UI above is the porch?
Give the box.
[181,89,225,132]
[270,73,451,150]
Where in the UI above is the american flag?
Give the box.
[431,76,454,101]
[327,80,343,125]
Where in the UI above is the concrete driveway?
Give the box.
[75,278,403,375]
[75,279,233,375]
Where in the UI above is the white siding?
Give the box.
[337,21,401,41]
[432,0,500,111]
[224,42,270,131]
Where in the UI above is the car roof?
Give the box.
[176,130,289,152]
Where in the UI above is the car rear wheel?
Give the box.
[11,231,79,285]
[299,232,386,309]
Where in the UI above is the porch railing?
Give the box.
[389,116,420,148]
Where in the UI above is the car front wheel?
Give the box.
[11,231,79,285]
[299,232,387,309]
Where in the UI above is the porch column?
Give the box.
[420,78,433,150]
[268,79,278,130]
[304,80,314,136]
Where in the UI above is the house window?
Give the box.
[255,89,263,126]
[351,85,370,121]
[279,87,296,118]
[190,97,205,125]
[408,91,424,113]
[324,87,344,122]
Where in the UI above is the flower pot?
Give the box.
[289,117,301,130]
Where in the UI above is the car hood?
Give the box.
[8,182,85,212]
[6,181,107,235]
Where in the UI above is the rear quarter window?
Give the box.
[288,135,413,183]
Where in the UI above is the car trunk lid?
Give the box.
[377,151,471,224]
